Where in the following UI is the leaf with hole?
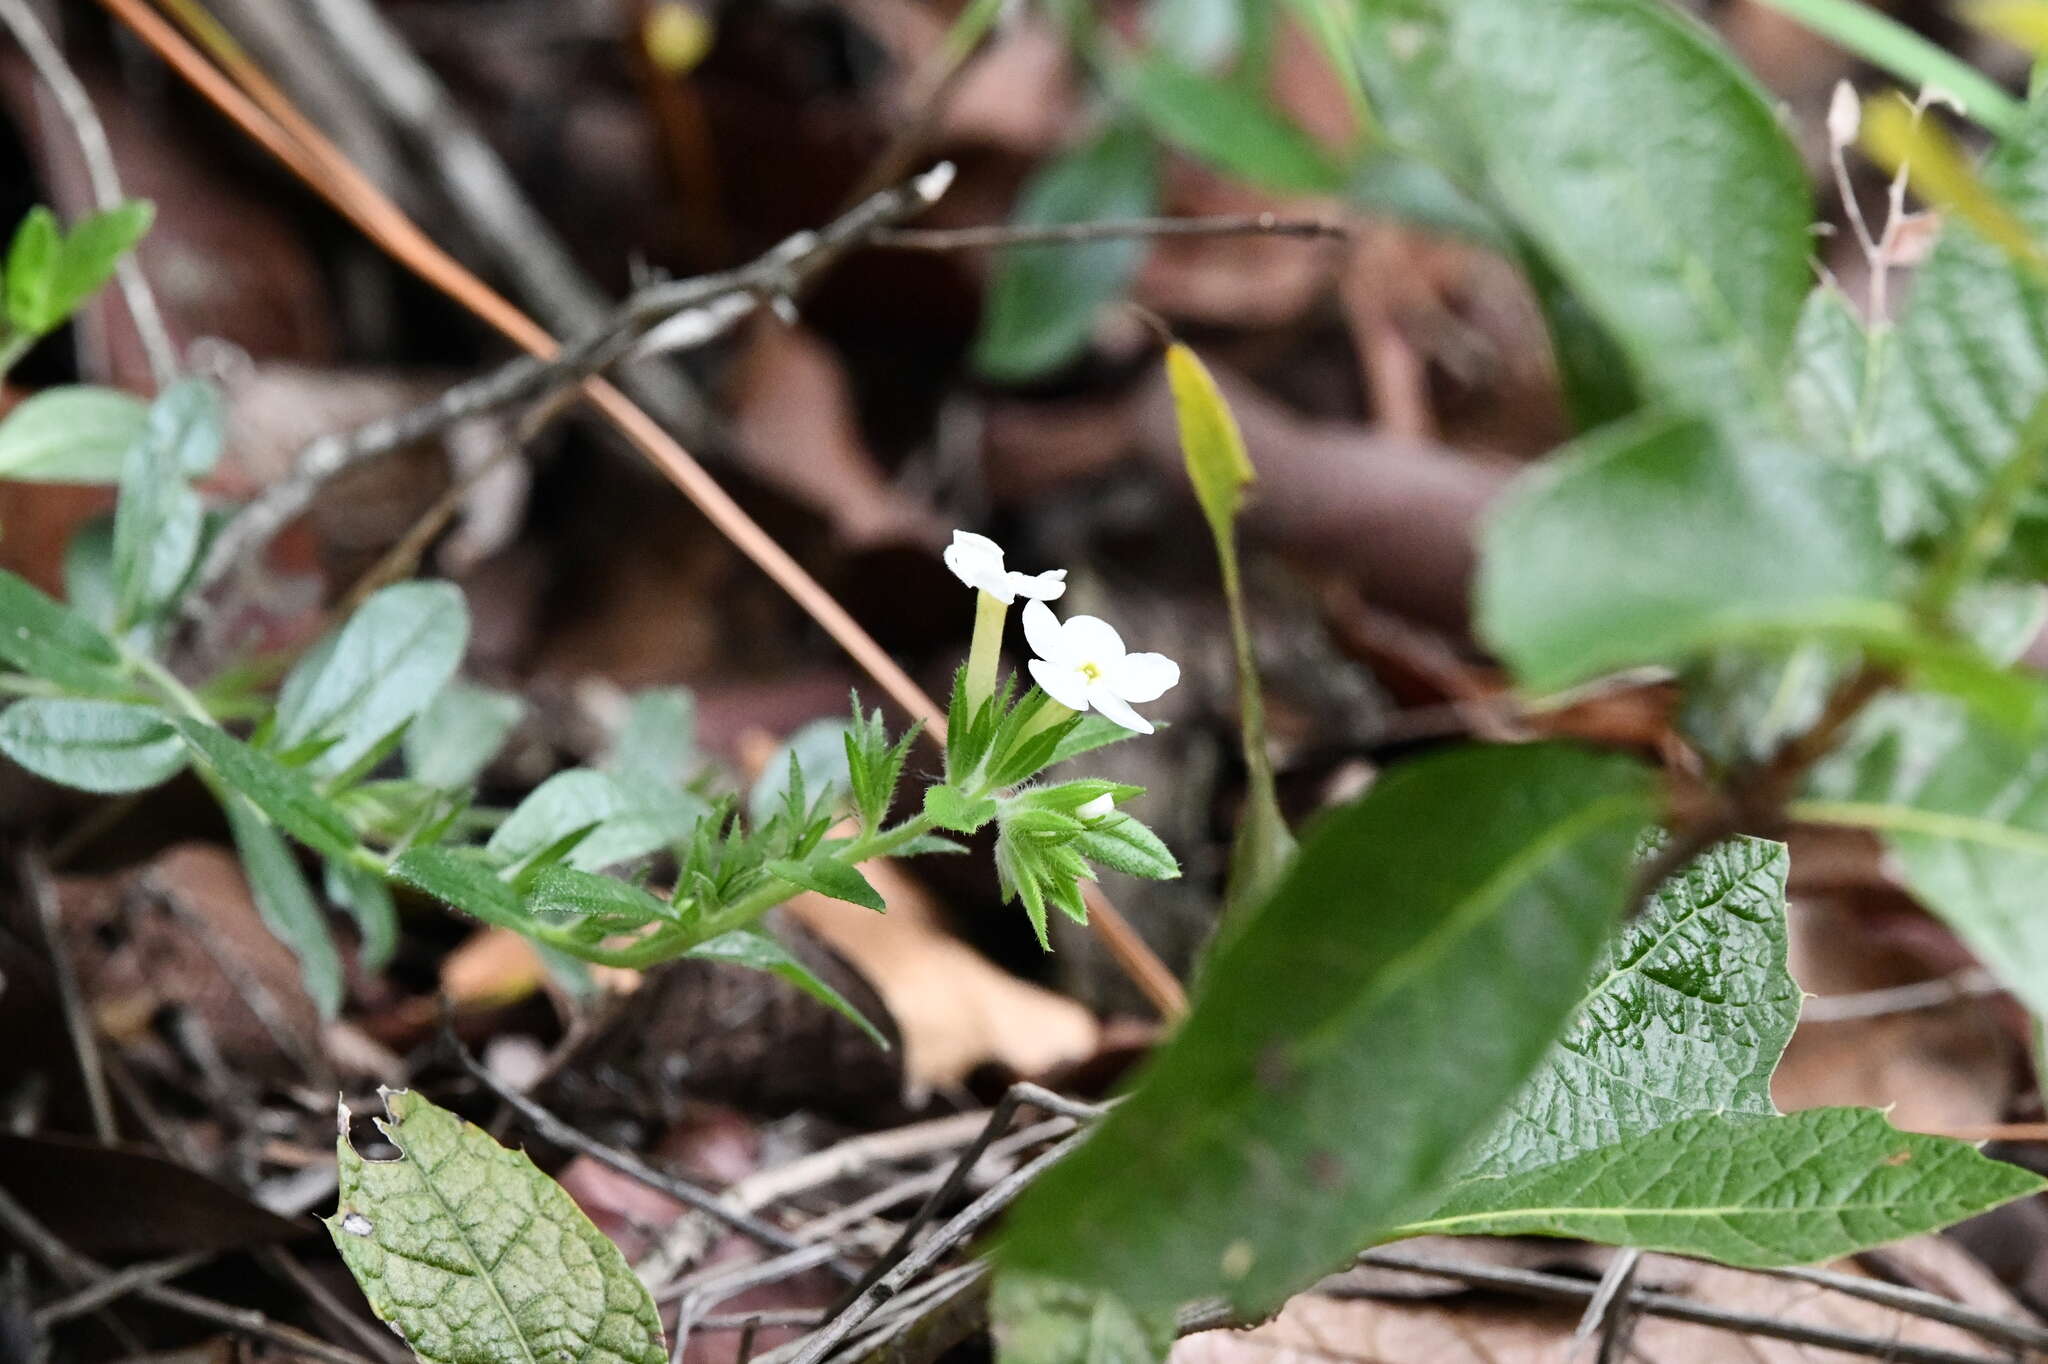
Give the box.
[328,1089,666,1364]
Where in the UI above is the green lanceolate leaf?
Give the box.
[0,570,129,694]
[328,1089,666,1364]
[1399,1108,2042,1266]
[175,719,357,860]
[490,769,707,872]
[1477,414,1902,693]
[1393,835,2042,1263]
[526,865,676,928]
[766,854,886,912]
[405,681,523,789]
[392,847,526,931]
[1457,838,1795,1179]
[10,201,155,337]
[111,381,214,629]
[325,857,400,973]
[0,698,185,794]
[1072,811,1179,881]
[1121,55,1341,195]
[0,386,150,483]
[4,208,60,335]
[973,122,1159,382]
[998,743,1656,1316]
[275,582,470,777]
[689,929,890,1047]
[226,799,345,1017]
[1446,0,1812,433]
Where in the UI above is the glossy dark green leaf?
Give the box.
[274,582,469,777]
[0,698,184,793]
[688,929,889,1047]
[0,569,129,693]
[998,743,1655,1316]
[1446,0,1812,432]
[226,799,344,1018]
[972,123,1159,382]
[1122,55,1341,194]
[1478,414,1901,693]
[175,719,357,860]
[0,386,150,484]
[766,855,885,912]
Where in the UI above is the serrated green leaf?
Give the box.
[1478,414,1902,693]
[276,582,470,777]
[924,783,998,834]
[111,381,211,629]
[0,698,185,793]
[0,386,150,483]
[175,719,357,860]
[766,855,885,912]
[404,681,523,789]
[491,769,707,872]
[688,929,890,1047]
[226,799,344,1018]
[1399,1108,2042,1266]
[998,743,1656,1316]
[991,1270,1172,1364]
[328,1089,666,1364]
[1446,0,1812,433]
[324,856,400,974]
[973,123,1158,381]
[1122,55,1340,194]
[0,570,128,694]
[391,846,526,930]
[5,208,59,334]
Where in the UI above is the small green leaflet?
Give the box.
[326,857,400,974]
[4,201,155,337]
[998,743,1655,1316]
[1388,836,2043,1263]
[405,681,523,789]
[0,386,149,483]
[227,800,345,1018]
[603,686,695,792]
[392,847,527,931]
[0,698,185,794]
[490,768,707,872]
[327,1090,666,1364]
[767,855,885,912]
[1120,55,1340,195]
[274,581,470,777]
[112,380,216,629]
[0,570,130,695]
[688,929,890,1047]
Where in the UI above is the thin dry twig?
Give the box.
[0,1183,374,1364]
[0,0,178,387]
[17,847,115,1143]
[1800,968,2003,1023]
[446,1029,848,1274]
[31,1251,211,1329]
[872,214,1351,250]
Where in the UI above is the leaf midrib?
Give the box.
[400,1124,544,1364]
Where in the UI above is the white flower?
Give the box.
[1076,793,1117,820]
[944,530,1066,604]
[1022,600,1179,735]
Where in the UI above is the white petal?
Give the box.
[1022,599,1066,663]
[944,531,1012,599]
[1076,793,1116,820]
[1059,613,1127,666]
[1007,568,1068,602]
[1030,658,1094,712]
[1110,651,1180,704]
[1086,685,1153,734]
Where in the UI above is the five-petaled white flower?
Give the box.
[944,531,1067,604]
[1023,600,1179,734]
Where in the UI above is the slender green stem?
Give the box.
[122,647,215,726]
[1754,0,2023,135]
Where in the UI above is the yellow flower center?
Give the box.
[1079,661,1102,682]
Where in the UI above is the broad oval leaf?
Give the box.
[0,386,149,483]
[404,681,523,790]
[0,697,185,793]
[275,581,470,777]
[1447,0,1812,432]
[1400,1107,2042,1267]
[1477,414,1902,693]
[328,1090,665,1364]
[972,123,1159,382]
[997,743,1656,1316]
